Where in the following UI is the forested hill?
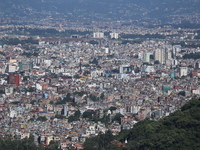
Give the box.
[84,98,200,150]
[0,0,200,23]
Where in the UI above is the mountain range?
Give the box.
[0,0,200,23]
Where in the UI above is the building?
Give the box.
[119,65,132,74]
[154,49,166,64]
[110,33,119,39]
[93,32,104,38]
[179,66,188,77]
[172,45,181,59]
[8,74,20,86]
[143,52,151,63]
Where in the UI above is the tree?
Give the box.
[36,116,47,121]
[89,40,98,45]
[49,101,54,105]
[90,58,98,65]
[178,91,186,96]
[68,110,81,122]
[89,94,98,101]
[83,111,96,120]
[109,106,117,112]
[0,90,5,94]
[154,60,160,64]
[83,70,90,76]
[112,113,124,124]
[73,74,81,79]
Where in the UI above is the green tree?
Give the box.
[112,113,124,124]
[36,116,47,121]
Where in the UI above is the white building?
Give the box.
[110,33,119,39]
[179,66,188,77]
[93,32,104,38]
[154,49,166,64]
[105,47,110,54]
[143,52,151,63]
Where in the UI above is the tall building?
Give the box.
[110,33,119,39]
[154,49,166,64]
[8,74,20,86]
[143,52,151,63]
[93,32,104,38]
[63,104,68,116]
[172,45,181,59]
[179,66,187,77]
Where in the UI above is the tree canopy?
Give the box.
[84,98,200,150]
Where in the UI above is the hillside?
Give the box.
[84,98,200,150]
[0,0,200,23]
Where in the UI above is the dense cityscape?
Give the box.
[0,0,200,150]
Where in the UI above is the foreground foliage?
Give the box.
[0,134,60,150]
[84,98,200,150]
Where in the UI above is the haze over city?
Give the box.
[0,0,200,149]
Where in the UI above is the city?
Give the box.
[0,0,200,149]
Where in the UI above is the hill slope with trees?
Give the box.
[84,98,200,150]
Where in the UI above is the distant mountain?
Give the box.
[0,0,200,23]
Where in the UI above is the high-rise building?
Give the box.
[179,66,188,77]
[110,33,119,39]
[93,32,104,38]
[63,104,68,116]
[172,45,181,59]
[154,49,166,64]
[143,52,151,63]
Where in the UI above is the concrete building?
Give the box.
[93,32,104,38]
[110,33,119,39]
[154,49,166,64]
[8,74,20,86]
[143,52,151,63]
[179,66,188,77]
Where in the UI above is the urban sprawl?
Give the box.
[0,22,200,149]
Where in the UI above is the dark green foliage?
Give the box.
[73,91,86,97]
[154,60,160,64]
[36,116,47,121]
[73,74,81,79]
[89,94,98,101]
[0,51,5,56]
[120,98,200,150]
[0,90,5,94]
[109,106,117,111]
[183,52,200,59]
[68,110,81,122]
[45,140,60,150]
[90,58,98,65]
[121,33,166,39]
[84,98,200,150]
[56,93,75,104]
[100,93,105,100]
[84,130,114,150]
[89,40,98,45]
[0,37,38,45]
[112,113,124,124]
[55,114,66,119]
[178,91,186,96]
[82,111,96,120]
[26,87,35,92]
[22,51,38,57]
[83,70,90,76]
[0,134,38,150]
